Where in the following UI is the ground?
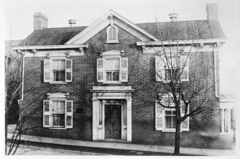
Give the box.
[7,141,175,156]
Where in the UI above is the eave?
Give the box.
[12,44,88,51]
[136,38,226,46]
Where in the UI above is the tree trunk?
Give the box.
[174,120,181,155]
[5,108,8,155]
[173,100,182,155]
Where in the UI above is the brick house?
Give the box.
[13,3,227,148]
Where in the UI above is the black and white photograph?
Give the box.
[2,0,239,156]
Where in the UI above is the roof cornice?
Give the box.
[12,44,88,51]
[136,38,226,46]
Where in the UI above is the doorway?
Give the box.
[105,105,121,139]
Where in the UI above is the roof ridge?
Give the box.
[41,26,87,30]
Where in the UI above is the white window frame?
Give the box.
[155,55,189,83]
[97,50,128,84]
[43,93,73,129]
[155,93,189,132]
[44,57,73,84]
[164,108,177,132]
[106,25,119,43]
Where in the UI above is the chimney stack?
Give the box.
[33,12,48,31]
[206,3,218,21]
[69,19,76,27]
[169,13,178,22]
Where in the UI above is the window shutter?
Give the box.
[120,58,128,82]
[43,100,52,127]
[155,56,165,82]
[65,100,73,128]
[155,100,164,130]
[44,59,51,82]
[65,59,73,82]
[97,58,105,82]
[181,101,189,131]
[180,56,189,81]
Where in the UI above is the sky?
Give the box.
[1,0,240,96]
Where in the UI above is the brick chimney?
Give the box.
[33,12,48,30]
[206,3,218,21]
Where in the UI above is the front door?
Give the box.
[105,105,121,139]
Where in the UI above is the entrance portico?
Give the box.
[91,86,134,141]
[219,94,235,134]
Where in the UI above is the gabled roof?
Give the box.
[137,20,225,41]
[65,9,158,44]
[19,26,86,46]
[19,10,225,47]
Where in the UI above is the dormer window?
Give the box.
[106,25,119,43]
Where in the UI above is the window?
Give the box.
[106,25,119,43]
[53,60,65,81]
[44,58,72,83]
[106,58,120,81]
[43,93,73,129]
[155,55,189,82]
[52,101,65,127]
[165,109,176,129]
[155,94,189,132]
[97,50,128,83]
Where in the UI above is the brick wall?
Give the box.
[21,26,222,148]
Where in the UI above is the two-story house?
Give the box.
[13,3,227,148]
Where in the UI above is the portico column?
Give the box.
[228,108,231,133]
[92,98,99,140]
[126,98,132,141]
[221,108,224,133]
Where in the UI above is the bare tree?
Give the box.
[5,38,63,155]
[134,19,219,155]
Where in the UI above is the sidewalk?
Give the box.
[7,144,111,155]
[7,132,236,156]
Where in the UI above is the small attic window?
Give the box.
[106,25,119,43]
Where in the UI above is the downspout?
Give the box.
[17,51,24,104]
[213,43,219,98]
[21,55,24,100]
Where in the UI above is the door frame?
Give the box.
[91,86,133,142]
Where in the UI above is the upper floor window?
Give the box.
[106,58,120,81]
[106,25,119,43]
[44,57,72,84]
[43,93,73,129]
[53,60,65,82]
[155,55,189,82]
[97,50,128,83]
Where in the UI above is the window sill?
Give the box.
[162,129,176,132]
[49,82,67,84]
[102,81,122,84]
[158,80,189,83]
[49,127,67,130]
[106,40,119,43]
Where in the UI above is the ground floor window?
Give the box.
[155,93,189,132]
[43,93,73,129]
[165,109,176,129]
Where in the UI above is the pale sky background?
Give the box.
[1,0,240,96]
